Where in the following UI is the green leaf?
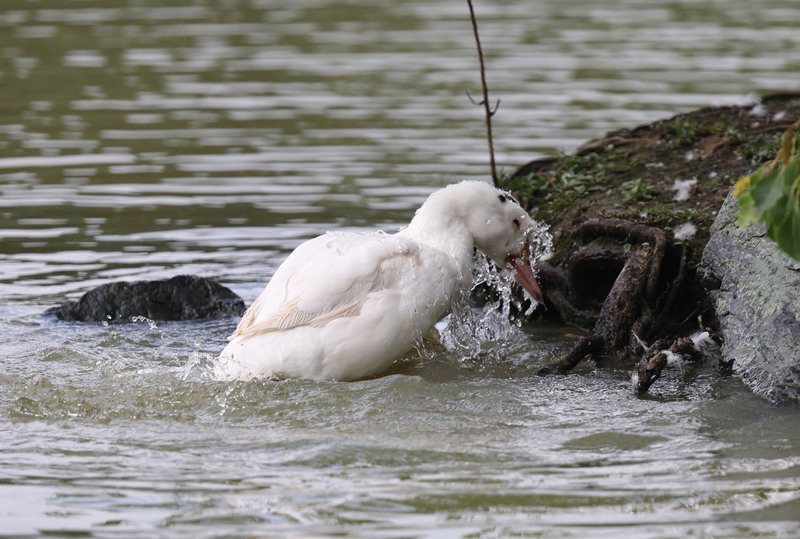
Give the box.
[737,191,759,227]
[749,164,784,217]
[735,119,800,261]
[764,193,789,238]
[770,197,800,261]
[782,156,800,191]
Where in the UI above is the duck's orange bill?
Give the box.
[505,243,543,303]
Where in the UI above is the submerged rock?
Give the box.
[700,190,800,403]
[45,275,246,322]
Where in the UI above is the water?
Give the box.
[2,0,800,536]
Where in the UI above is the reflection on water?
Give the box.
[1,0,799,537]
[2,0,799,301]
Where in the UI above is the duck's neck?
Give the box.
[397,191,474,263]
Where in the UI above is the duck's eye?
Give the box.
[512,218,521,230]
[498,194,507,204]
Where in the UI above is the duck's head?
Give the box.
[416,180,547,303]
[463,182,545,303]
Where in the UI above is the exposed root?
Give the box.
[537,335,605,376]
[534,218,718,396]
[635,335,706,395]
[578,218,666,304]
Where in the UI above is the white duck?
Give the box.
[215,180,545,382]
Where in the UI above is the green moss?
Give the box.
[620,178,654,201]
[734,132,782,165]
[653,116,728,150]
[504,144,646,218]
[503,94,800,277]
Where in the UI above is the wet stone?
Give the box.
[700,190,800,403]
[45,275,246,323]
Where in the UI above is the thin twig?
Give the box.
[466,0,499,187]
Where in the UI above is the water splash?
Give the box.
[215,383,237,416]
[440,222,552,359]
[181,351,215,381]
[129,315,160,331]
[523,219,554,309]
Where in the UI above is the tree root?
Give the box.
[537,335,605,375]
[578,218,666,304]
[635,336,700,395]
[534,218,720,396]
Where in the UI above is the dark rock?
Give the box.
[45,275,246,322]
[700,190,800,403]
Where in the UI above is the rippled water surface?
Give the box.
[2,0,800,536]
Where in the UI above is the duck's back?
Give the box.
[217,230,466,381]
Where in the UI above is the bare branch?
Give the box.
[489,98,501,116]
[466,0,499,187]
[465,91,484,107]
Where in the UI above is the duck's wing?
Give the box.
[229,232,421,340]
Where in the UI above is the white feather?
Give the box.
[690,330,719,352]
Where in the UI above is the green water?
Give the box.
[1,0,799,536]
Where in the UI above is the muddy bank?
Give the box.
[507,94,800,269]
[505,93,800,401]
